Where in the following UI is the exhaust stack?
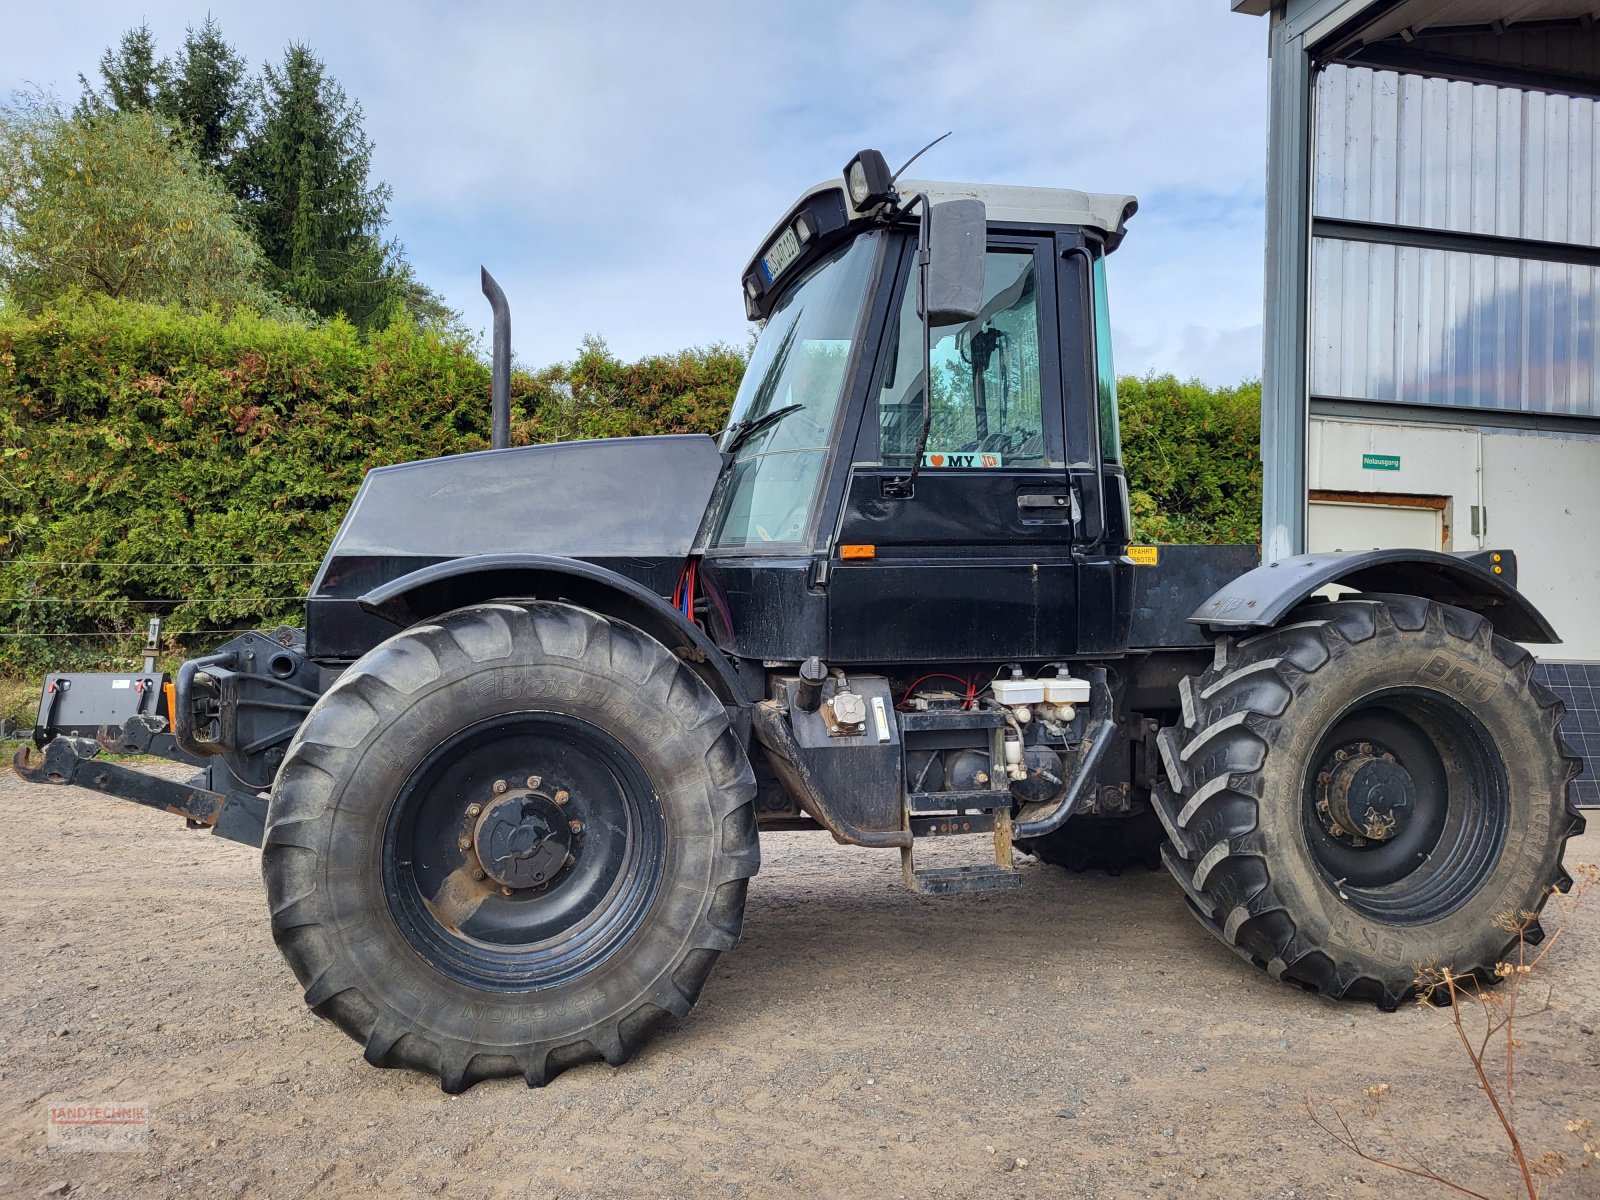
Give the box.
[480,267,511,450]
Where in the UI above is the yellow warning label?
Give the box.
[1127,545,1159,567]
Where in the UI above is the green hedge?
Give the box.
[0,300,490,675]
[1,297,1259,686]
[1118,373,1262,545]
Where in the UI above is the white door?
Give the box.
[1308,499,1446,553]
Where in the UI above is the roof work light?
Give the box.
[843,149,895,209]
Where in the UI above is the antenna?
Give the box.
[890,132,952,185]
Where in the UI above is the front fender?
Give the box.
[1190,548,1559,644]
[359,553,751,706]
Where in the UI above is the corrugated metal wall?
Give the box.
[1310,64,1600,416]
[1315,65,1600,244]
[1311,240,1600,411]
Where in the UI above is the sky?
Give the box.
[4,1,1273,385]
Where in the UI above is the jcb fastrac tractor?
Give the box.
[17,149,1584,1092]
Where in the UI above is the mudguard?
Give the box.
[358,553,751,706]
[1189,548,1558,644]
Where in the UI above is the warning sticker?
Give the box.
[1127,545,1159,567]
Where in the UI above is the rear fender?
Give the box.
[1189,548,1558,643]
[358,553,751,707]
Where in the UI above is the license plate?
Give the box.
[761,227,803,281]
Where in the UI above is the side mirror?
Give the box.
[920,198,986,326]
[883,196,988,500]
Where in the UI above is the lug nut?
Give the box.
[569,820,583,834]
[466,802,482,818]
[457,836,470,851]
[527,775,542,789]
[501,886,514,897]
[471,868,486,881]
[553,790,569,806]
[492,779,509,795]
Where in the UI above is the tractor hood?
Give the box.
[308,433,723,616]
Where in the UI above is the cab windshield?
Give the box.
[706,233,879,548]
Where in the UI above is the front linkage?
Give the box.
[14,714,269,847]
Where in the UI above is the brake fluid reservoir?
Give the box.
[992,677,1045,705]
[1042,677,1091,705]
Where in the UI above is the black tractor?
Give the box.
[17,148,1584,1092]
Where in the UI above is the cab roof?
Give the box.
[740,176,1140,321]
[895,178,1138,243]
[761,177,1139,254]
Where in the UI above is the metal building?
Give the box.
[1235,0,1600,804]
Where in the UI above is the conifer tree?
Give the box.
[235,44,395,328]
[76,23,171,116]
[161,16,253,175]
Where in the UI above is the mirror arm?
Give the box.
[883,200,935,499]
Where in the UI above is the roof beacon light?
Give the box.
[843,149,894,210]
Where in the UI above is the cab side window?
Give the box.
[879,250,1046,467]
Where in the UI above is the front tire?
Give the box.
[1152,595,1583,1008]
[262,602,759,1090]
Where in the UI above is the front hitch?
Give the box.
[12,731,266,847]
[15,735,226,824]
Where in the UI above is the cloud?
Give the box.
[4,1,1271,382]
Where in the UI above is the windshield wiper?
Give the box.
[721,403,803,458]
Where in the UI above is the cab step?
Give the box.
[900,857,1021,895]
[899,807,1019,895]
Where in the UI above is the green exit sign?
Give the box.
[1362,453,1401,471]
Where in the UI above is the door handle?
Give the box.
[1016,488,1080,528]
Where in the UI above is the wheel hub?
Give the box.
[472,785,575,890]
[1315,742,1416,847]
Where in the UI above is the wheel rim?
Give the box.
[382,712,665,991]
[1300,687,1509,925]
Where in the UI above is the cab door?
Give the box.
[826,234,1079,663]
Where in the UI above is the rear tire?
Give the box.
[262,602,759,1090]
[1152,595,1583,1008]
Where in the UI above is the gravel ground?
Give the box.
[1,763,1596,1199]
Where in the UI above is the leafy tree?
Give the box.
[0,97,277,314]
[76,23,171,117]
[235,44,396,330]
[162,16,254,175]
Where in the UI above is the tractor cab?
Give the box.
[696,163,1139,666]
